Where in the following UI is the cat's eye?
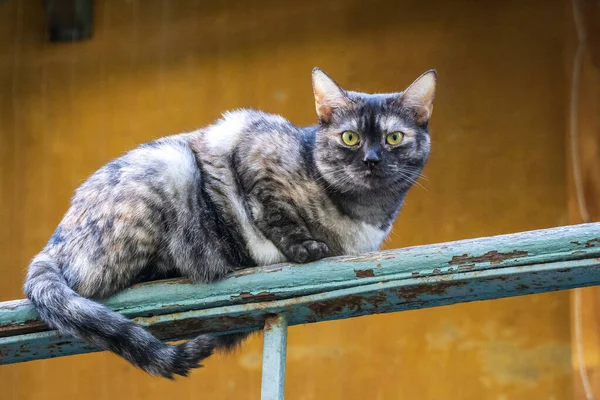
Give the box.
[386,132,404,146]
[341,131,360,146]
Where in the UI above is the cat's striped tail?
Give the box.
[23,253,215,378]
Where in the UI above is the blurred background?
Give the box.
[0,0,599,399]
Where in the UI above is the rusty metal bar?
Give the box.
[261,314,288,400]
[1,223,600,366]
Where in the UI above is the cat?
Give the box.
[24,67,436,378]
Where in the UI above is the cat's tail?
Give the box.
[23,253,215,379]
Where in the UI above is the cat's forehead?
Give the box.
[345,90,402,106]
[332,91,411,133]
[345,91,405,119]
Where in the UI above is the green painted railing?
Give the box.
[1,223,600,399]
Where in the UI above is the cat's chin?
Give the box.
[354,172,387,191]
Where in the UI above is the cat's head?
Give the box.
[312,68,435,195]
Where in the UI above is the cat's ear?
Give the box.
[312,68,349,123]
[400,70,437,125]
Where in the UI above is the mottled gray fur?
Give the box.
[24,68,436,378]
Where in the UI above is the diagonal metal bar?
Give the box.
[1,223,599,365]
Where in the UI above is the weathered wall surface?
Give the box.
[0,0,569,398]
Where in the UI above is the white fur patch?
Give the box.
[340,221,388,255]
[229,196,286,265]
[154,144,198,196]
[203,110,251,156]
[126,140,198,199]
[316,203,388,255]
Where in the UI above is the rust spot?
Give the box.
[17,345,30,354]
[448,250,528,266]
[395,281,469,301]
[0,320,48,338]
[230,291,277,302]
[376,263,382,268]
[572,250,587,255]
[571,239,600,248]
[433,268,442,274]
[411,272,420,277]
[457,264,475,271]
[263,315,283,332]
[308,294,388,318]
[585,239,600,248]
[515,284,530,290]
[144,314,261,340]
[354,269,375,278]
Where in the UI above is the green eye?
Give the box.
[341,131,360,146]
[386,132,404,145]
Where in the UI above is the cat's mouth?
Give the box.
[363,169,386,179]
[360,169,388,189]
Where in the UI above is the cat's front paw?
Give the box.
[286,240,330,263]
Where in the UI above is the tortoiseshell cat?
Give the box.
[24,68,436,378]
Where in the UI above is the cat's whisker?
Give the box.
[392,169,429,192]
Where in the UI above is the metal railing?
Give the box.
[1,223,600,399]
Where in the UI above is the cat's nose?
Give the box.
[362,154,381,170]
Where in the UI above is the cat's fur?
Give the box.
[24,68,436,378]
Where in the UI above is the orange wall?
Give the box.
[0,0,571,399]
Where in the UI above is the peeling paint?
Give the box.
[338,252,396,263]
[515,284,529,290]
[585,238,600,248]
[234,265,283,278]
[308,294,388,318]
[0,320,47,338]
[0,300,29,311]
[449,250,528,266]
[231,291,277,302]
[131,278,192,289]
[141,313,262,340]
[396,282,469,301]
[354,269,375,278]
